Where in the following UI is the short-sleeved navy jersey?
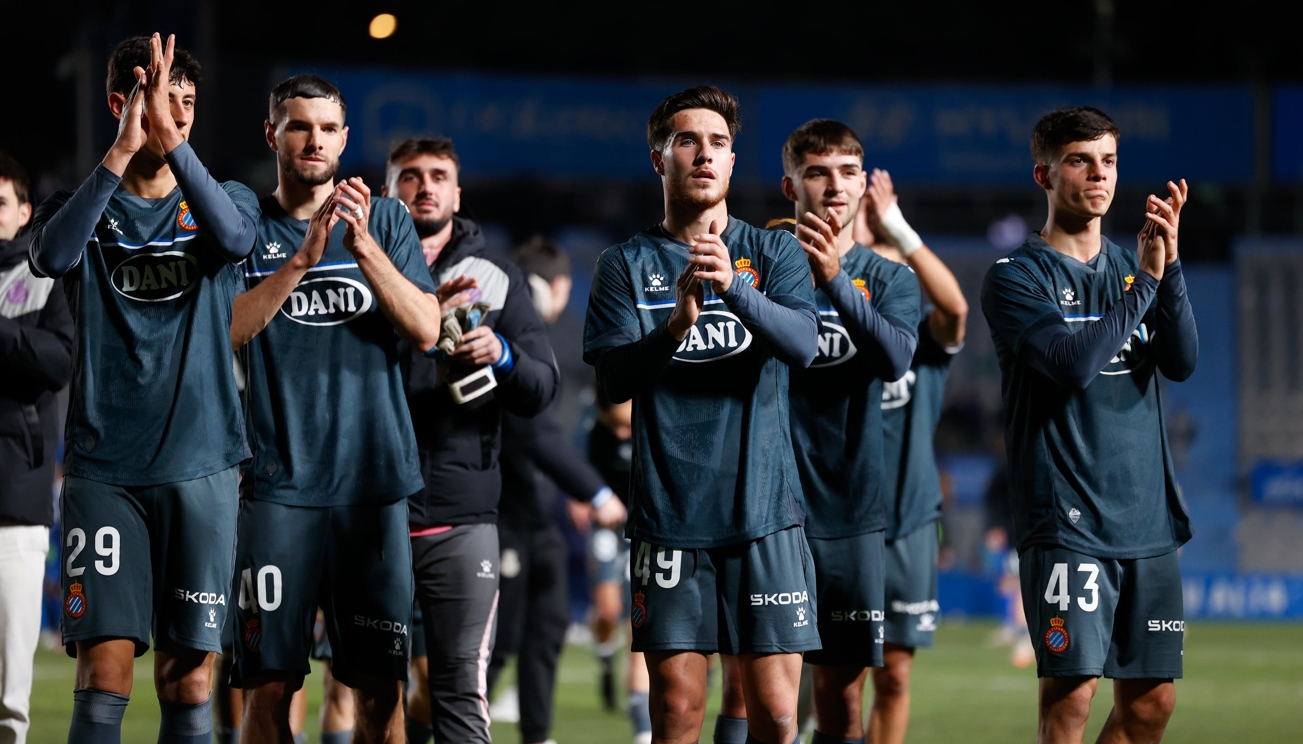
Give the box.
[44,182,255,485]
[583,218,817,548]
[881,311,957,541]
[980,235,1193,559]
[789,246,919,539]
[242,196,436,507]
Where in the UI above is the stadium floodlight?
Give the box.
[369,13,397,39]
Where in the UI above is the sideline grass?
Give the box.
[26,621,1303,743]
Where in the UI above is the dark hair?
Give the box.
[782,119,864,175]
[0,152,30,205]
[269,75,346,123]
[512,235,571,281]
[106,36,201,98]
[1030,106,1119,165]
[388,137,460,172]
[646,86,741,152]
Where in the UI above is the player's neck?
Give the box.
[273,177,335,221]
[420,219,456,267]
[1040,209,1103,263]
[119,153,177,200]
[661,199,729,244]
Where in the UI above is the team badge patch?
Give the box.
[853,278,871,301]
[631,592,647,629]
[1124,274,1135,292]
[244,618,262,651]
[177,201,198,232]
[65,582,86,619]
[733,258,759,287]
[1045,615,1070,653]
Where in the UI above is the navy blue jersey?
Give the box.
[789,245,920,539]
[980,235,1194,559]
[242,196,436,507]
[881,311,957,540]
[583,218,817,548]
[33,180,255,485]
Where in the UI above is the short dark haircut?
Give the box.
[782,119,864,175]
[388,137,460,172]
[646,86,741,152]
[0,152,30,205]
[269,75,346,123]
[512,235,571,281]
[106,35,201,98]
[1030,106,1119,165]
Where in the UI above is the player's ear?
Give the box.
[264,120,277,152]
[339,126,349,157]
[107,92,127,121]
[453,186,461,214]
[650,149,665,177]
[17,201,32,229]
[781,176,797,203]
[1032,163,1052,191]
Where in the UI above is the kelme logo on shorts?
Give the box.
[672,311,752,363]
[111,251,200,302]
[280,276,374,326]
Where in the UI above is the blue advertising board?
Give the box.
[1250,461,1303,506]
[1273,86,1303,183]
[290,67,1255,185]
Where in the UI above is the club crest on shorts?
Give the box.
[65,582,86,619]
[1045,615,1070,653]
[631,591,647,629]
[853,277,871,301]
[244,618,262,651]
[734,258,759,287]
[177,201,198,232]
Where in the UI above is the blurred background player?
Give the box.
[855,168,968,744]
[583,86,820,744]
[981,107,1197,744]
[0,152,72,744]
[28,33,258,744]
[228,74,441,743]
[583,392,652,744]
[386,135,560,744]
[487,235,625,744]
[309,616,353,744]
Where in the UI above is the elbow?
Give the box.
[1162,357,1198,383]
[888,354,912,383]
[1062,369,1098,392]
[789,338,818,369]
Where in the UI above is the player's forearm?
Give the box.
[164,142,257,263]
[231,260,310,349]
[908,246,968,347]
[718,279,819,368]
[1151,260,1198,382]
[594,321,681,403]
[495,343,561,417]
[29,167,120,278]
[824,271,918,381]
[354,245,441,352]
[1021,272,1159,390]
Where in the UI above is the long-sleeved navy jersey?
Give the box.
[241,195,436,507]
[583,218,818,548]
[789,244,920,539]
[980,233,1198,559]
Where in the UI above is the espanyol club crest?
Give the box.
[1045,615,1070,653]
[177,200,198,231]
[733,257,759,287]
[853,277,871,301]
[631,592,647,629]
[65,582,86,619]
[244,618,262,651]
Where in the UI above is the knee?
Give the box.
[1042,681,1095,726]
[156,652,216,705]
[659,688,706,723]
[1120,686,1176,732]
[874,661,911,699]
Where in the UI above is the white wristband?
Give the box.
[879,202,923,256]
[591,486,615,509]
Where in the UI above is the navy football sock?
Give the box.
[629,690,652,736]
[743,734,802,744]
[715,715,748,744]
[213,727,239,744]
[157,697,212,744]
[321,731,352,744]
[68,689,129,744]
[292,732,308,744]
[811,731,866,744]
[406,717,433,744]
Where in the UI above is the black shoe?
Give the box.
[599,657,617,711]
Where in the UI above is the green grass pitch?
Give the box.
[26,621,1303,743]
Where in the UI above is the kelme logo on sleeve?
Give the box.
[672,310,752,363]
[280,276,374,326]
[111,251,201,302]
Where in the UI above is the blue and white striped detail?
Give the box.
[1063,314,1104,323]
[635,297,727,310]
[95,232,200,250]
[245,260,359,279]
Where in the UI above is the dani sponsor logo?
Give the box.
[280,276,374,326]
[111,251,201,302]
[672,310,752,363]
[811,319,857,368]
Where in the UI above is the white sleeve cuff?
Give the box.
[591,486,615,508]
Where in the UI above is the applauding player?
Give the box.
[228,75,441,743]
[858,169,968,744]
[981,107,1197,744]
[584,86,820,744]
[29,34,258,744]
